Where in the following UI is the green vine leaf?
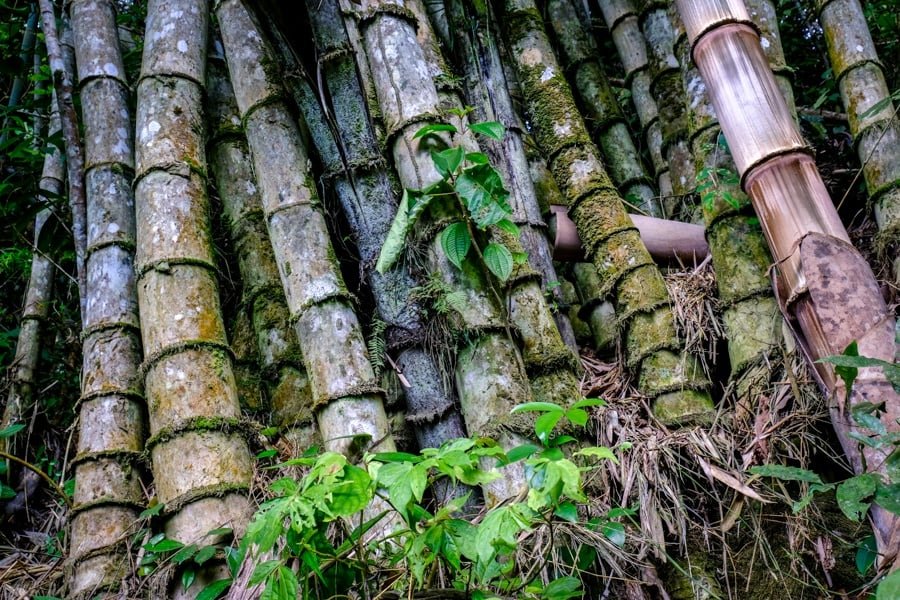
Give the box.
[413,123,457,139]
[469,121,505,140]
[440,222,472,269]
[455,164,510,228]
[483,243,513,281]
[495,218,519,236]
[432,146,465,178]
[836,473,879,521]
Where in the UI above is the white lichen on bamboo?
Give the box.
[133,2,252,595]
[501,0,713,423]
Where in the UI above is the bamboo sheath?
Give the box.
[597,0,672,198]
[337,0,531,504]
[206,53,318,452]
[134,0,252,575]
[293,0,469,456]
[545,0,661,218]
[214,0,396,461]
[442,0,579,351]
[501,0,714,423]
[817,0,900,282]
[66,1,148,594]
[675,0,899,563]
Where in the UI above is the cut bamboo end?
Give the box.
[549,205,709,263]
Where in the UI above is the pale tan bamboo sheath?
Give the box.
[675,0,899,564]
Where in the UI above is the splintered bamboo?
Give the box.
[206,52,317,453]
[443,0,580,351]
[214,0,396,462]
[291,0,469,459]
[134,0,252,594]
[675,0,900,564]
[597,0,671,198]
[67,1,147,594]
[546,0,662,217]
[501,0,714,423]
[338,0,532,504]
[817,0,900,281]
[636,0,694,207]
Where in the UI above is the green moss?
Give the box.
[625,307,679,367]
[638,349,710,398]
[706,215,772,305]
[550,145,619,206]
[615,264,669,322]
[652,389,715,425]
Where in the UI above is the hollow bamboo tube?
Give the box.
[206,53,318,453]
[213,0,394,463]
[67,1,147,594]
[502,0,713,423]
[816,0,900,282]
[597,0,672,198]
[549,206,709,263]
[133,1,252,587]
[676,0,899,564]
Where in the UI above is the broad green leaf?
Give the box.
[206,527,233,537]
[376,189,412,273]
[851,402,887,435]
[535,411,563,444]
[330,464,372,516]
[0,423,25,438]
[818,342,859,397]
[495,218,519,236]
[146,538,184,553]
[565,407,588,427]
[194,545,218,565]
[195,578,231,600]
[181,568,196,591]
[875,482,900,515]
[225,546,244,577]
[171,544,198,565]
[409,464,428,503]
[576,446,617,463]
[500,443,539,463]
[572,397,606,409]
[554,501,578,522]
[511,402,565,414]
[483,243,513,281]
[455,164,510,221]
[250,560,282,586]
[885,449,900,483]
[372,451,420,463]
[413,123,457,138]
[469,121,505,140]
[440,222,471,270]
[0,482,15,500]
[856,535,877,575]
[466,151,490,164]
[602,521,626,547]
[541,575,582,600]
[791,482,835,513]
[876,568,900,600]
[431,146,465,178]
[836,473,879,521]
[749,464,824,485]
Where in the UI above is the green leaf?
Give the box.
[506,444,541,463]
[856,535,877,575]
[171,544,198,564]
[0,482,15,500]
[512,402,565,414]
[541,576,582,600]
[851,402,887,435]
[413,123,457,138]
[194,545,218,565]
[0,423,25,438]
[749,464,824,485]
[440,222,472,269]
[495,218,519,236]
[469,121,505,140]
[602,521,626,547]
[376,189,412,274]
[819,342,859,397]
[554,501,578,522]
[836,473,879,521]
[181,568,196,591]
[876,568,900,600]
[535,411,563,444]
[875,482,900,515]
[195,578,231,600]
[466,151,490,164]
[791,482,835,513]
[256,449,278,459]
[431,146,465,178]
[225,546,244,577]
[146,538,184,553]
[576,446,618,463]
[572,397,606,409]
[206,527,233,537]
[564,407,588,427]
[249,560,282,585]
[372,451,420,463]
[330,464,373,516]
[483,243,513,281]
[455,164,510,227]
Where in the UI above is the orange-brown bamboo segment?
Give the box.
[676,0,899,564]
[549,206,709,263]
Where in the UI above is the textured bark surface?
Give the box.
[817,0,900,281]
[133,4,252,596]
[501,0,713,423]
[677,0,900,565]
[68,1,147,594]
[206,52,317,452]
[214,0,395,462]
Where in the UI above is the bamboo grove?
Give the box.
[0,0,898,598]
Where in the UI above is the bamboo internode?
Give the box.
[676,0,900,563]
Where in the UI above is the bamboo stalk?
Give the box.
[134,3,252,594]
[37,0,87,319]
[675,0,900,565]
[214,0,395,465]
[281,0,470,460]
[501,0,714,423]
[66,1,149,594]
[817,0,900,281]
[596,0,672,199]
[206,50,318,454]
[0,8,38,154]
[546,0,662,218]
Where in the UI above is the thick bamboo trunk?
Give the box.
[442,0,579,350]
[675,0,900,565]
[37,0,87,317]
[596,0,671,199]
[817,0,900,281]
[214,0,395,463]
[67,1,148,594]
[336,0,532,503]
[134,1,252,594]
[546,0,662,218]
[501,0,714,423]
[206,51,318,454]
[281,0,470,460]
